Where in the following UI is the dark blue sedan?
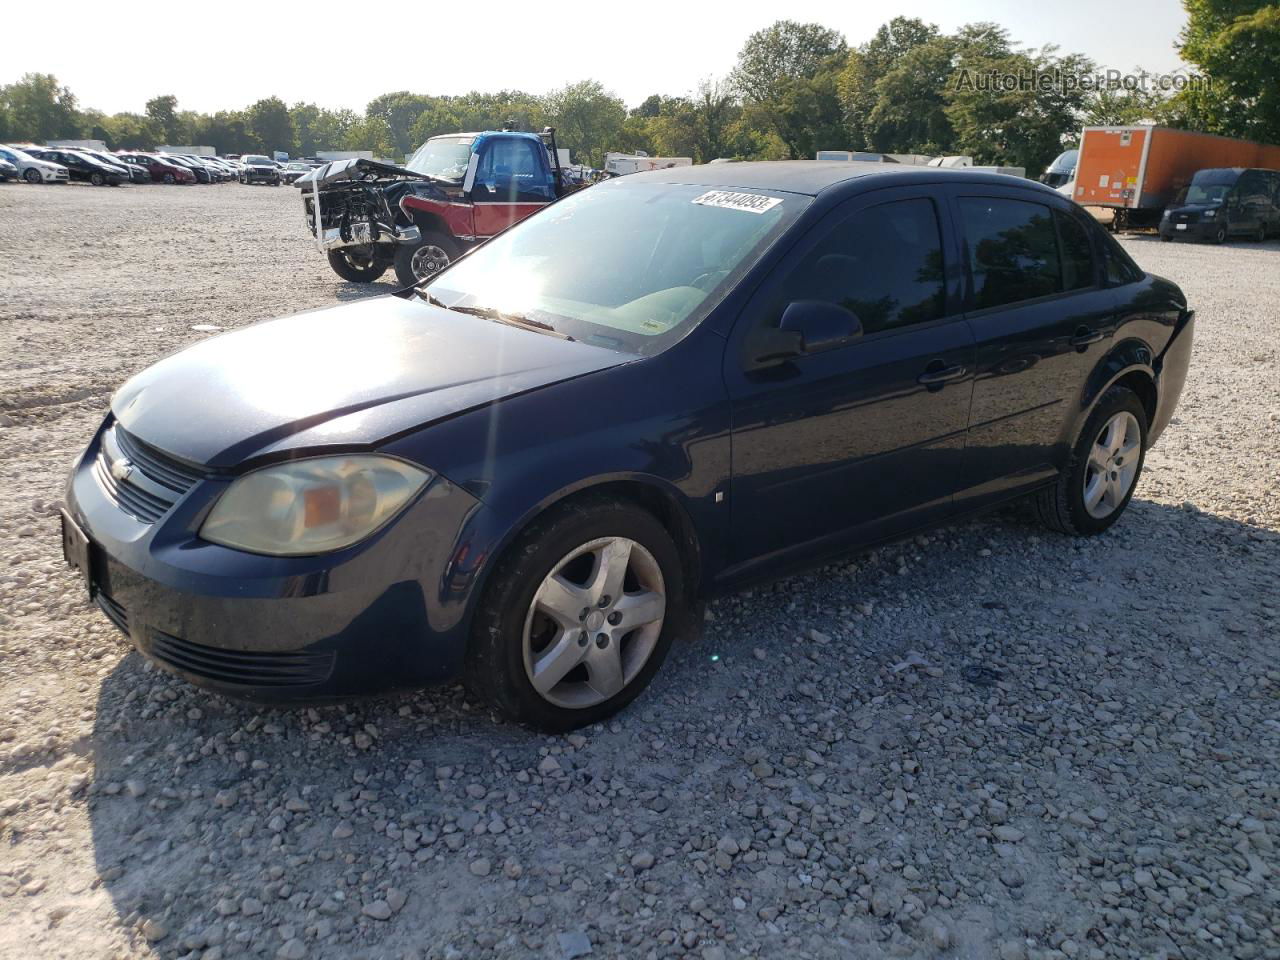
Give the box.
[61,162,1195,730]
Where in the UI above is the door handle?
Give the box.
[917,363,967,386]
[1070,326,1104,350]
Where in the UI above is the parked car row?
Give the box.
[0,144,294,187]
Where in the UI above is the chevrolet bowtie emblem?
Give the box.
[110,457,134,483]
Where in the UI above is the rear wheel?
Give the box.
[325,249,388,283]
[465,496,689,731]
[1034,386,1148,536]
[393,231,457,287]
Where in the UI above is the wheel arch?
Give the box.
[1075,339,1158,446]
[466,474,704,621]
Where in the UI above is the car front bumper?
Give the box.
[1158,219,1219,241]
[62,419,481,701]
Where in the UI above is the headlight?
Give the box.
[1203,208,1216,218]
[200,455,430,556]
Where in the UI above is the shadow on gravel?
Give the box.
[332,281,403,302]
[83,497,1279,959]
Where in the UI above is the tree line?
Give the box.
[2,4,1274,176]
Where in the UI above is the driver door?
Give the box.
[469,137,556,240]
[723,189,975,569]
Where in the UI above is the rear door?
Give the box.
[947,187,1118,508]
[724,187,975,569]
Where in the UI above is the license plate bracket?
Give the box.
[1176,223,1187,230]
[60,509,94,597]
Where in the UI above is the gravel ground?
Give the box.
[1,182,1278,960]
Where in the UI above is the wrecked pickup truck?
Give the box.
[299,128,575,286]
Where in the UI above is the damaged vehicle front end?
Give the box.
[300,131,572,287]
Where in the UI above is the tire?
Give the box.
[1254,222,1266,242]
[90,172,104,186]
[1212,225,1227,244]
[1160,234,1172,242]
[1034,386,1148,536]
[465,495,690,731]
[326,249,388,282]
[23,168,41,184]
[393,231,457,287]
[162,173,175,184]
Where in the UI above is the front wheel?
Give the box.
[90,172,104,186]
[325,249,388,283]
[1212,225,1227,244]
[1254,222,1267,242]
[465,496,690,731]
[1034,386,1148,536]
[393,231,457,287]
[23,168,42,184]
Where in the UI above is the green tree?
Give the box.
[1174,0,1280,141]
[344,115,395,156]
[364,92,436,155]
[648,79,745,161]
[731,20,847,104]
[145,94,183,143]
[1,73,82,141]
[246,96,295,153]
[839,17,945,151]
[732,22,848,158]
[946,29,1095,176]
[543,80,626,166]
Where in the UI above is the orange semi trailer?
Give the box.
[1073,125,1280,229]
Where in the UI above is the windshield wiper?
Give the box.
[443,304,575,340]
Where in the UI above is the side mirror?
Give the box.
[779,300,863,354]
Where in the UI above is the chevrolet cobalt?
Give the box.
[62,163,1194,730]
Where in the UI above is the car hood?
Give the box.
[111,295,632,469]
[296,157,446,189]
[1166,203,1222,215]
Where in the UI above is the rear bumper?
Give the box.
[1149,309,1194,446]
[62,421,480,701]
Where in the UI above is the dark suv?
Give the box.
[1160,167,1280,243]
[240,155,281,185]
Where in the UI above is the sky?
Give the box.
[7,0,1190,116]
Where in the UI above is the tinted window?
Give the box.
[782,198,946,335]
[1096,225,1144,286]
[474,137,554,202]
[960,198,1060,309]
[1056,210,1095,291]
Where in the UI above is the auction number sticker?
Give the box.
[692,190,782,214]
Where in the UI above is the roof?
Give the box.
[631,160,1061,199]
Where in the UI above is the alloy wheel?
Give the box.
[24,168,41,183]
[522,537,666,709]
[1083,411,1141,519]
[410,244,450,280]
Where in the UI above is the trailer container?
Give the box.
[1073,125,1280,229]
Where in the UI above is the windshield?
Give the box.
[1185,170,1237,204]
[406,137,474,181]
[287,163,308,170]
[1047,149,1078,173]
[421,179,807,355]
[0,146,34,163]
[244,155,271,164]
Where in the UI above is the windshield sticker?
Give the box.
[692,190,782,214]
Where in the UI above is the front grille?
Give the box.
[149,632,335,688]
[96,591,129,635]
[92,423,205,524]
